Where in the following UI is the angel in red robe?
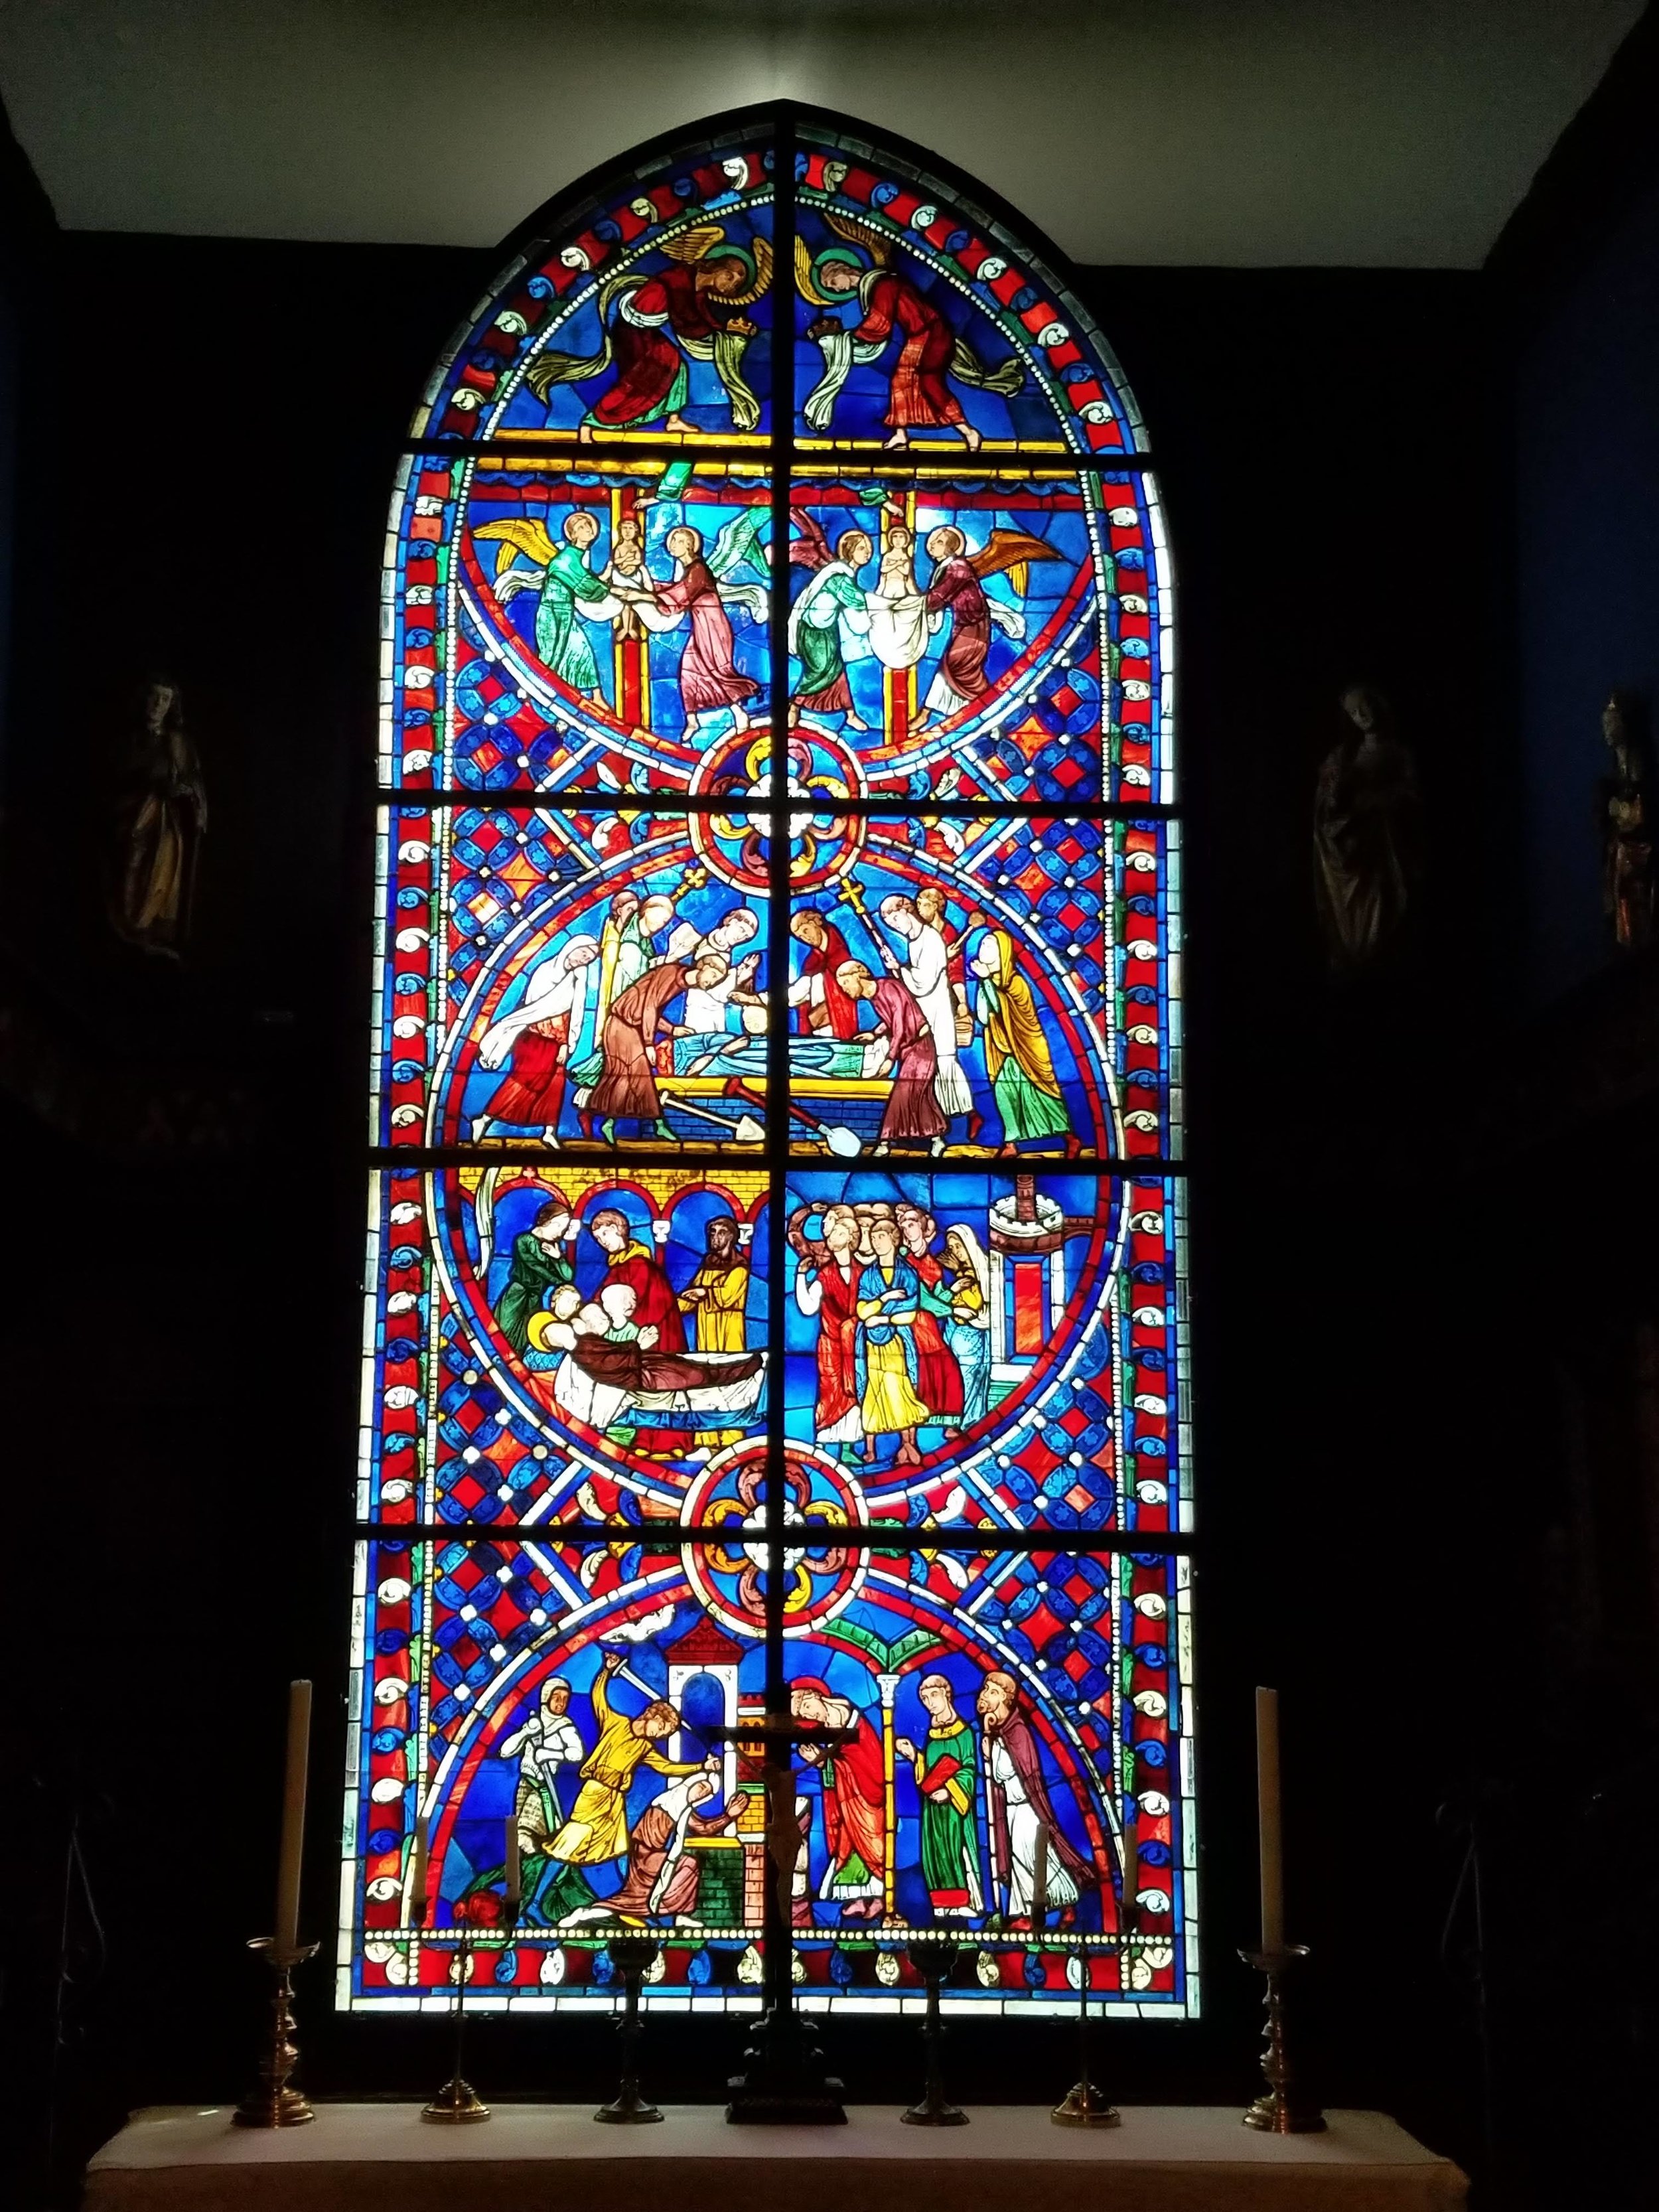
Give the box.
[797,216,1025,449]
[793,1678,888,1920]
[616,524,762,737]
[526,226,772,439]
[912,525,1063,732]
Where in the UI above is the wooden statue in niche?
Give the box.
[1600,690,1654,952]
[108,676,207,958]
[1312,684,1421,970]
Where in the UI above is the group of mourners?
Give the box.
[791,1197,993,1467]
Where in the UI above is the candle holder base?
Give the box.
[1050,2079,1121,2129]
[1239,1946,1326,2135]
[595,2085,664,2126]
[422,2079,491,2124]
[233,1939,317,2130]
[596,1938,664,2124]
[901,2095,970,2128]
[1049,1948,1120,2130]
[900,1941,968,2128]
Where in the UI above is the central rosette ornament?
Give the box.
[682,1441,870,1638]
[687,727,866,895]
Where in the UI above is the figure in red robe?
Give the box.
[793,1678,888,1920]
[788,909,859,1040]
[788,1201,864,1449]
[525,236,770,439]
[918,529,992,725]
[802,220,1026,448]
[837,961,946,1153]
[587,1205,691,1454]
[622,525,762,737]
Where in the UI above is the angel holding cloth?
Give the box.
[477,507,616,703]
[787,514,875,731]
[912,524,1060,730]
[610,516,768,739]
[796,212,1023,449]
[526,225,772,439]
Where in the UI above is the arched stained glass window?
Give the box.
[346,106,1192,2034]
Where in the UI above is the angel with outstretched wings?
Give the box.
[913,526,1061,731]
[786,506,876,730]
[796,210,1023,448]
[525,224,772,439]
[473,507,616,701]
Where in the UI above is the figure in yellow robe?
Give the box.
[678,1215,750,1449]
[545,1657,703,1868]
[970,926,1070,1147]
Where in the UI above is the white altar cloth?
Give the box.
[88,2102,1467,2212]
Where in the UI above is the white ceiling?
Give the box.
[0,0,1643,266]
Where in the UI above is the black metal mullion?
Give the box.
[378,789,1180,820]
[759,99,797,2047]
[405,437,1159,473]
[360,1522,1194,1554]
[374,1145,1184,1173]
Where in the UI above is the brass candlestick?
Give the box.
[595,1937,663,2124]
[901,1940,968,2126]
[234,1937,318,2128]
[423,1924,493,2124]
[1239,1945,1326,2133]
[1051,1943,1120,2128]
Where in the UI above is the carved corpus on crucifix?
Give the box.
[706,1713,858,2122]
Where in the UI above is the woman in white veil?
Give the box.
[940,1222,993,1428]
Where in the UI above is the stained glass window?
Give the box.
[346,106,1191,2028]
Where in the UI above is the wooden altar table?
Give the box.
[88,2102,1467,2212]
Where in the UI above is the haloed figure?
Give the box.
[614,524,760,739]
[895,1674,982,1917]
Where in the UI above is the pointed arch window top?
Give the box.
[414,107,1146,459]
[348,112,1192,2029]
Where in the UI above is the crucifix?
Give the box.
[705,1711,858,2123]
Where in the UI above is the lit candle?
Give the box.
[410,1811,429,1923]
[1255,1686,1283,1956]
[504,1814,520,1910]
[274,1680,311,1954]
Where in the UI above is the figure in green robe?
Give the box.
[788,524,873,729]
[534,511,612,700]
[895,1672,983,1917]
[496,1201,575,1353]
